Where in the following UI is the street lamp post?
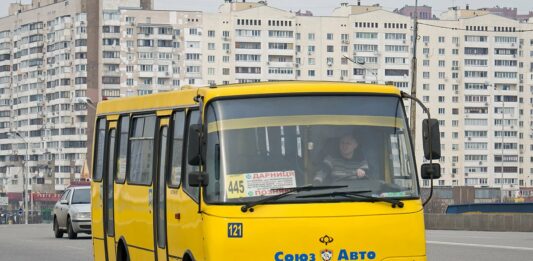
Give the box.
[75,97,97,178]
[9,132,30,224]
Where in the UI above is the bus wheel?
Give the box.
[117,241,130,261]
[183,252,195,261]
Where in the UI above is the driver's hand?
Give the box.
[313,177,323,185]
[355,168,366,178]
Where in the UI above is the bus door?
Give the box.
[103,120,118,261]
[92,117,107,261]
[166,109,203,260]
[155,114,170,260]
[126,114,157,260]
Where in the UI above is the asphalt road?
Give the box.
[0,224,92,261]
[426,230,533,261]
[1,224,533,260]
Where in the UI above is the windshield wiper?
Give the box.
[297,191,404,208]
[241,185,347,213]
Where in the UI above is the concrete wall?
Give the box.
[425,213,533,232]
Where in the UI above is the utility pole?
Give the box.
[409,0,419,147]
[501,90,505,201]
[9,132,29,224]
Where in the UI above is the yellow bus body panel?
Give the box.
[116,183,154,255]
[91,182,104,257]
[96,81,400,116]
[201,200,425,260]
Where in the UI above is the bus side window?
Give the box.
[127,115,156,185]
[183,109,200,200]
[116,116,129,184]
[93,118,107,181]
[169,111,185,187]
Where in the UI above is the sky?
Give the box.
[1,0,533,18]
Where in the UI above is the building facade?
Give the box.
[0,0,89,204]
[1,0,533,205]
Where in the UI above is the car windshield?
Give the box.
[204,95,418,204]
[71,188,90,204]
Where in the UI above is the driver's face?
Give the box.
[339,136,358,157]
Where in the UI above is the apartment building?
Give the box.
[2,0,533,202]
[0,0,89,200]
[416,10,533,198]
[101,1,533,198]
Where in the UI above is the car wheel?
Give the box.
[53,218,63,238]
[67,217,77,239]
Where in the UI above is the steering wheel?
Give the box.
[333,172,370,183]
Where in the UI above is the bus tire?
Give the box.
[183,251,195,261]
[117,239,130,261]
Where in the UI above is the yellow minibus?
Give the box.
[91,81,440,261]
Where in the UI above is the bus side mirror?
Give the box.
[60,199,68,205]
[421,163,441,179]
[422,119,441,160]
[187,124,205,166]
[189,171,209,187]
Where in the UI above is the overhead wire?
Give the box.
[417,21,533,33]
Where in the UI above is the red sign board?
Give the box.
[6,192,62,202]
[32,193,62,202]
[7,193,22,201]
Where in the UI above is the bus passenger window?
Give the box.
[169,111,185,187]
[116,116,129,183]
[93,118,106,181]
[183,110,200,199]
[127,115,156,185]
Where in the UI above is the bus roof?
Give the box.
[96,81,400,115]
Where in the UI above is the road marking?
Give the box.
[427,241,533,251]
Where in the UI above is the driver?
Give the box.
[313,133,368,184]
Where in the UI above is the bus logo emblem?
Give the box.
[320,249,333,261]
[319,235,334,245]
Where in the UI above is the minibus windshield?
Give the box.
[204,95,418,204]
